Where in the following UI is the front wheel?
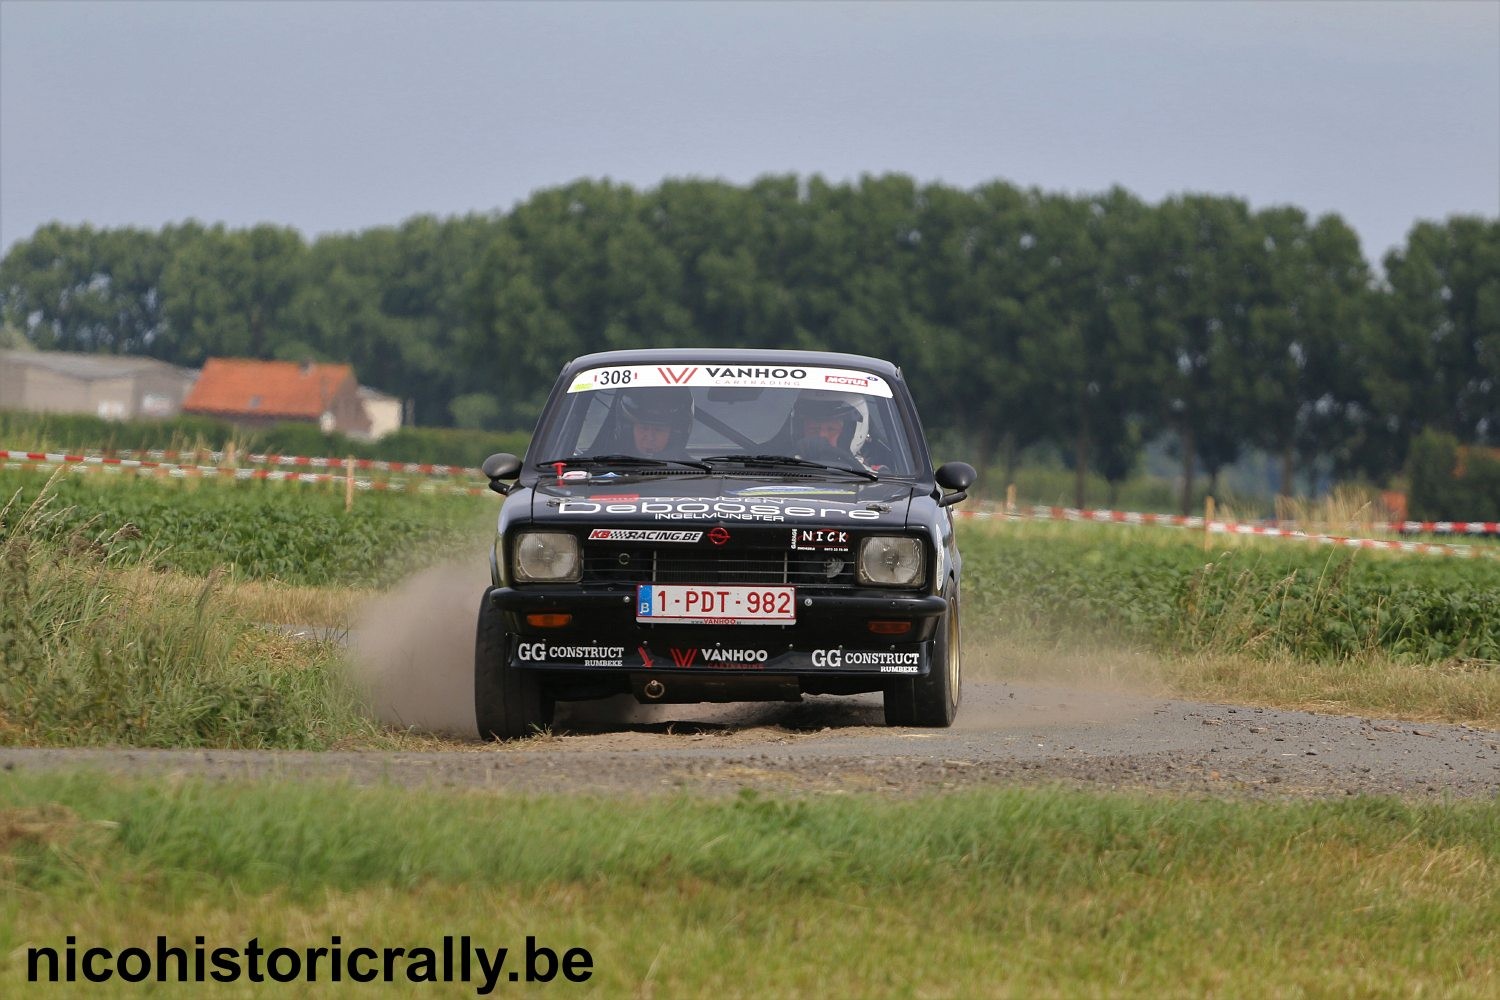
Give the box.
[474,592,554,740]
[883,579,962,727]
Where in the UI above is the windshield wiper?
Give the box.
[700,454,878,481]
[534,454,711,472]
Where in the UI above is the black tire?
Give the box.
[474,592,554,740]
[883,578,962,727]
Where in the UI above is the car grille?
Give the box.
[583,545,857,587]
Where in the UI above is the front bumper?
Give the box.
[483,585,946,677]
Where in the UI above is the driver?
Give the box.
[615,388,694,459]
[790,391,871,466]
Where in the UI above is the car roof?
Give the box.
[563,348,904,382]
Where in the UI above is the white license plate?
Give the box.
[635,584,796,625]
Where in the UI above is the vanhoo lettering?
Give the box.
[702,366,808,380]
[669,648,769,668]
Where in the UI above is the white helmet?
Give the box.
[791,391,869,454]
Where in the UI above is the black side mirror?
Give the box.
[935,461,977,508]
[482,453,522,495]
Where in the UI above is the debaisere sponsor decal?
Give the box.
[556,497,883,522]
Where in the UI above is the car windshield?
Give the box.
[531,363,919,477]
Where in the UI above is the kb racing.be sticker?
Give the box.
[587,529,702,543]
[567,365,893,397]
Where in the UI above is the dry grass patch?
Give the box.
[1160,649,1500,727]
[969,633,1500,728]
[106,566,367,626]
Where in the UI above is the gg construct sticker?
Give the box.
[810,649,922,673]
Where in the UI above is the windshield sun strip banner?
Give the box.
[567,364,894,397]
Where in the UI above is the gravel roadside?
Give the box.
[4,681,1497,800]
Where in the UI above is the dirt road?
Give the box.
[5,680,1497,799]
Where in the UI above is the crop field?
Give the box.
[3,467,1498,746]
[3,467,1499,995]
[0,468,493,587]
[961,520,1500,663]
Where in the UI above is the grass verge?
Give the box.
[968,634,1500,728]
[2,775,1497,996]
[0,488,385,749]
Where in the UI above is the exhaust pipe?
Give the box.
[630,673,800,704]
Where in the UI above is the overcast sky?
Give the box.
[2,0,1496,266]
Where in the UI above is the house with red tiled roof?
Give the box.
[182,359,373,437]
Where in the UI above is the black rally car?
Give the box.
[475,349,976,738]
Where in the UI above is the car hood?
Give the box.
[526,474,916,529]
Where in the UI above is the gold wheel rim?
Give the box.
[947,595,961,707]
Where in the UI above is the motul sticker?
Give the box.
[588,529,702,543]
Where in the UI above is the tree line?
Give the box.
[1,175,1495,511]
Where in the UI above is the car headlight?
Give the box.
[857,536,924,587]
[513,532,581,583]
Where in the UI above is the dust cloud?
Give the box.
[956,633,1172,729]
[348,558,489,738]
[344,565,1171,741]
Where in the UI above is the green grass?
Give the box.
[0,467,493,587]
[960,520,1500,663]
[2,775,1497,996]
[0,486,385,748]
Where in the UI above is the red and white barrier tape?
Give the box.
[0,447,481,478]
[1391,520,1500,535]
[1,454,487,496]
[954,502,1498,559]
[953,504,1205,528]
[951,503,1498,536]
[1207,520,1494,559]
